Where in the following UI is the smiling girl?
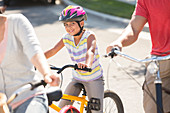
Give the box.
[45,5,104,113]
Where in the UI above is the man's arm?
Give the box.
[106,15,147,53]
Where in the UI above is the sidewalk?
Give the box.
[62,0,149,32]
[117,0,137,5]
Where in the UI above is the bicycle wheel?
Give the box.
[59,105,80,113]
[104,90,124,113]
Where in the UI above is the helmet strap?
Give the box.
[73,21,84,36]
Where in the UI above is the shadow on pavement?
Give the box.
[4,0,61,27]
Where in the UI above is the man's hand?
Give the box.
[106,41,122,54]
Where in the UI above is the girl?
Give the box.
[45,5,104,113]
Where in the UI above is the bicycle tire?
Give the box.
[104,90,124,113]
[59,105,80,113]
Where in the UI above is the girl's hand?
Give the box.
[77,63,89,72]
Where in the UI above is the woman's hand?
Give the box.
[0,93,10,113]
[44,73,60,86]
[0,93,7,106]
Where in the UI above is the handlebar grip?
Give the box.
[30,80,47,90]
[50,66,61,70]
[75,64,92,72]
[107,47,120,58]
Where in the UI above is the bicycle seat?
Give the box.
[47,89,62,105]
[74,83,85,90]
[74,83,87,96]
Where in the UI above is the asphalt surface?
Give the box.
[3,0,152,112]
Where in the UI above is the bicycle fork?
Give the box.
[154,63,164,113]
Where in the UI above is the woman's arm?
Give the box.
[31,52,60,86]
[44,39,64,59]
[16,14,60,86]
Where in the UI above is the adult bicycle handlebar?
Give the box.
[7,80,47,104]
[105,47,170,113]
[6,80,62,109]
[50,64,92,74]
[105,48,170,63]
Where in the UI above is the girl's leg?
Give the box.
[84,77,104,113]
[58,79,81,108]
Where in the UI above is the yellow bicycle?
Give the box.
[49,64,124,113]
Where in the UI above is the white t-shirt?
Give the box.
[0,14,44,104]
[0,21,8,64]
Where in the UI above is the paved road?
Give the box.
[5,1,151,113]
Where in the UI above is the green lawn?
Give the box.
[70,0,135,19]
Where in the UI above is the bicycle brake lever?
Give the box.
[105,47,120,58]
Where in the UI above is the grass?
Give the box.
[70,0,135,19]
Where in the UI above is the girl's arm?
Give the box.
[77,34,96,69]
[44,39,64,59]
[85,34,96,68]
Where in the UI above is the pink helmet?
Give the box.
[59,5,87,22]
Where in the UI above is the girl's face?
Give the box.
[64,21,81,36]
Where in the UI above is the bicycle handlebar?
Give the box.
[105,48,170,63]
[50,64,92,74]
[7,80,47,104]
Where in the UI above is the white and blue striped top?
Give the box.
[62,30,103,81]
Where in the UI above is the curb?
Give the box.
[62,0,149,32]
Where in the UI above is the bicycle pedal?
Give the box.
[88,98,100,111]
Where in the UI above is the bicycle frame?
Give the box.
[155,69,163,113]
[49,64,92,113]
[0,80,52,113]
[50,64,124,113]
[106,49,170,113]
[50,94,88,113]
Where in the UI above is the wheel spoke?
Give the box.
[103,91,124,113]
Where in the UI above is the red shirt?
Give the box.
[134,0,170,56]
